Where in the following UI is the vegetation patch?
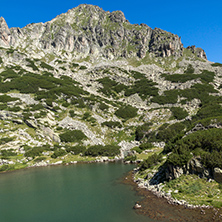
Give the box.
[135,123,152,141]
[161,70,215,84]
[124,71,158,100]
[211,62,222,67]
[165,128,222,167]
[0,95,18,103]
[0,137,14,145]
[40,62,54,70]
[85,145,120,157]
[26,58,39,71]
[115,105,138,120]
[97,77,126,97]
[151,90,178,104]
[163,174,222,207]
[60,130,87,143]
[170,107,188,120]
[66,145,86,155]
[101,121,122,129]
[24,145,51,158]
[139,153,163,171]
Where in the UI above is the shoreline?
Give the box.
[1,158,222,221]
[0,157,124,174]
[123,170,222,222]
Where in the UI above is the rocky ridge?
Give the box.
[0,4,206,62]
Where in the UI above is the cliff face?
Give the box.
[0,4,206,60]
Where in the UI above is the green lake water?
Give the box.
[0,162,153,222]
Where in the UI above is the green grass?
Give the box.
[163,174,222,207]
[211,62,222,67]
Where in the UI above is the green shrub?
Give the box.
[124,77,158,100]
[30,104,44,111]
[40,62,54,70]
[166,128,222,168]
[97,77,126,97]
[24,146,50,158]
[124,155,137,161]
[1,149,17,157]
[151,90,178,104]
[79,66,87,70]
[0,95,18,103]
[26,58,39,71]
[85,145,120,156]
[60,130,87,143]
[8,106,21,112]
[0,137,14,145]
[99,103,109,111]
[62,102,69,107]
[185,64,195,74]
[69,110,75,117]
[45,98,54,107]
[161,73,197,83]
[0,165,15,172]
[170,107,188,120]
[51,149,66,158]
[101,121,122,129]
[157,122,185,143]
[6,48,15,54]
[139,142,153,150]
[0,68,18,81]
[131,147,142,154]
[70,63,79,68]
[167,150,192,166]
[211,63,222,67]
[115,105,138,120]
[135,123,152,141]
[34,157,47,162]
[139,153,162,171]
[194,103,222,120]
[66,145,86,154]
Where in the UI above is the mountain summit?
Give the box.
[0,4,206,61]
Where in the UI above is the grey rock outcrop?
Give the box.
[186,45,207,60]
[42,127,61,143]
[166,157,212,180]
[213,168,222,183]
[0,4,205,61]
[0,17,11,47]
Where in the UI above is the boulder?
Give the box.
[165,164,184,180]
[133,203,142,209]
[42,127,61,143]
[213,168,222,183]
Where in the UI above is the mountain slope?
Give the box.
[0,4,222,207]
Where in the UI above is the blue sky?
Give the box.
[1,0,221,63]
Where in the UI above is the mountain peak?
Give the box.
[0,4,207,61]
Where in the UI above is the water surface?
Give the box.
[0,162,152,222]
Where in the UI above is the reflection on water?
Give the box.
[0,163,151,222]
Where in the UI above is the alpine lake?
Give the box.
[0,162,152,222]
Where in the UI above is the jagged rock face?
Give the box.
[166,157,213,180]
[0,4,194,60]
[0,17,11,47]
[149,28,183,58]
[186,45,207,60]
